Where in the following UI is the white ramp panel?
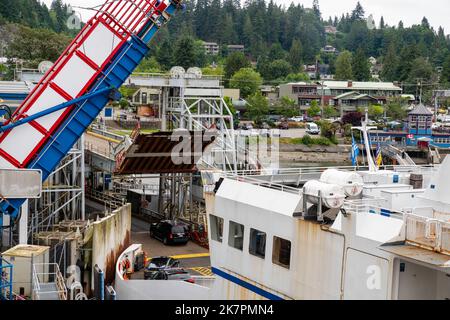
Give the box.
[0,20,126,168]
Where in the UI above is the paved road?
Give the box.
[131,216,211,276]
[280,128,307,138]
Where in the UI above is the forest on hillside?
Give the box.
[0,0,449,100]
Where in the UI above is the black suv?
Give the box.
[149,220,190,245]
[144,256,180,279]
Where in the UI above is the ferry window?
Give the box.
[249,228,266,259]
[228,221,244,251]
[272,236,291,269]
[209,214,223,243]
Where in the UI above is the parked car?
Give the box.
[278,120,289,130]
[144,256,180,279]
[240,123,253,130]
[146,268,195,283]
[150,220,190,245]
[289,116,304,122]
[267,115,282,122]
[306,122,320,135]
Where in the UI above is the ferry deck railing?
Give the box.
[403,213,450,254]
[222,173,301,195]
[343,198,404,219]
[231,164,436,177]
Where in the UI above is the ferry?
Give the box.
[115,117,450,300]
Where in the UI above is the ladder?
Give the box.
[0,0,183,218]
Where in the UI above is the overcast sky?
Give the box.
[42,0,450,34]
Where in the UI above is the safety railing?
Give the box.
[404,213,450,254]
[32,263,67,301]
[86,188,125,210]
[222,173,301,195]
[113,181,160,195]
[0,258,13,300]
[231,164,435,177]
[342,198,403,219]
[132,72,223,81]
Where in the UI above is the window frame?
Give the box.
[272,236,292,269]
[228,220,245,251]
[209,214,224,243]
[249,228,267,259]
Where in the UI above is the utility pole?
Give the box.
[417,78,423,104]
[320,80,325,118]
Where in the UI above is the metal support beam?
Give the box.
[0,87,113,133]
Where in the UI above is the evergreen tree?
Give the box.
[379,16,385,29]
[313,0,321,18]
[225,52,251,80]
[335,50,353,80]
[156,39,174,71]
[288,39,303,72]
[441,54,450,86]
[266,59,292,80]
[381,43,399,81]
[397,44,419,81]
[268,43,286,61]
[421,17,430,29]
[351,2,365,21]
[174,36,196,70]
[51,0,68,33]
[352,47,371,81]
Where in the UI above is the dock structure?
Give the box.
[0,0,184,300]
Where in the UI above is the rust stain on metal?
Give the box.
[115,131,216,175]
[104,230,131,285]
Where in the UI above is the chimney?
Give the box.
[348,80,353,88]
[393,81,399,87]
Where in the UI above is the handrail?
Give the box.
[131,72,223,80]
[227,164,435,178]
[222,173,301,195]
[33,263,67,300]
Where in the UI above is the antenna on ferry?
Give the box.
[352,107,378,172]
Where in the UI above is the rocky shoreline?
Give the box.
[278,143,352,165]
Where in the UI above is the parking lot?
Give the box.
[235,128,308,139]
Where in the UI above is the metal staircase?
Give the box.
[381,144,416,166]
[32,263,67,300]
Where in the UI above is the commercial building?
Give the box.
[279,80,403,113]
[371,104,450,149]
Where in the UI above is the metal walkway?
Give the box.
[381,145,416,166]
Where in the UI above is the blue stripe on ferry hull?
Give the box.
[211,267,284,300]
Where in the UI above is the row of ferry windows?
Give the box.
[210,215,291,269]
[434,138,450,144]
